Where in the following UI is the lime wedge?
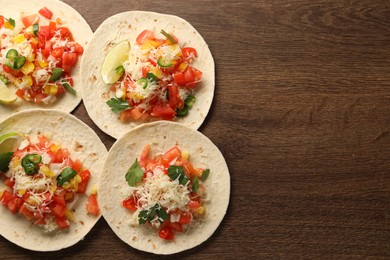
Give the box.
[0,132,21,153]
[0,80,17,104]
[101,41,130,84]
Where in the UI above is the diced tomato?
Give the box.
[57,27,73,41]
[49,21,57,34]
[173,66,202,88]
[168,222,183,232]
[1,190,15,205]
[0,16,4,28]
[51,47,64,59]
[130,107,143,121]
[39,7,53,19]
[71,159,83,172]
[119,110,133,123]
[136,30,154,45]
[86,194,99,215]
[163,146,181,162]
[159,227,174,240]
[22,14,39,28]
[122,197,137,211]
[51,203,66,218]
[53,196,66,206]
[62,52,78,70]
[151,103,176,120]
[167,85,183,109]
[140,144,150,162]
[19,204,34,220]
[187,200,200,210]
[56,216,69,229]
[38,25,51,40]
[182,47,197,62]
[4,178,15,189]
[179,212,192,224]
[8,198,23,213]
[3,64,11,73]
[72,43,84,54]
[41,40,52,58]
[77,170,90,194]
[141,67,150,78]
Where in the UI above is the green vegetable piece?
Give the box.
[125,159,144,187]
[160,29,176,44]
[24,163,38,175]
[136,78,148,89]
[14,56,26,69]
[176,106,188,117]
[168,165,189,186]
[8,18,15,28]
[157,57,173,68]
[32,23,39,36]
[5,61,14,69]
[57,167,77,186]
[0,74,9,85]
[115,65,125,78]
[0,152,13,173]
[106,97,130,113]
[201,169,210,181]
[6,49,18,59]
[62,81,77,95]
[146,72,158,83]
[26,154,42,164]
[185,95,196,108]
[138,203,169,225]
[49,68,64,82]
[192,175,199,192]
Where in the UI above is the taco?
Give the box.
[0,109,107,251]
[0,0,93,121]
[81,11,215,139]
[98,121,230,254]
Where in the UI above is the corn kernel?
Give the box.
[91,186,98,195]
[65,208,76,223]
[4,21,14,30]
[172,44,182,56]
[141,40,160,50]
[37,59,48,68]
[50,144,61,153]
[150,67,163,79]
[20,62,35,75]
[181,150,189,161]
[41,165,55,177]
[22,75,33,87]
[62,182,71,190]
[12,158,20,168]
[76,175,82,183]
[26,53,35,62]
[25,26,34,35]
[178,63,188,71]
[195,206,205,215]
[12,34,26,43]
[18,189,26,196]
[44,84,58,95]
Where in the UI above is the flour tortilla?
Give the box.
[0,0,93,121]
[81,11,215,139]
[99,121,230,254]
[0,109,107,251]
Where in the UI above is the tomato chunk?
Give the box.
[159,227,174,240]
[122,197,137,211]
[86,194,99,215]
[39,7,53,19]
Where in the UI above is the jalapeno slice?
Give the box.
[49,68,64,82]
[14,56,26,69]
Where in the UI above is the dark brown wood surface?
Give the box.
[3,0,390,258]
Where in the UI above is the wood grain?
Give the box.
[2,0,390,258]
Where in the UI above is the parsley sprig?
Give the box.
[106,97,130,113]
[168,165,189,186]
[138,203,169,225]
[125,159,144,187]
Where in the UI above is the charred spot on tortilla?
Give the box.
[74,141,84,152]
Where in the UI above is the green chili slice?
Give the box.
[32,23,39,36]
[62,81,77,95]
[176,106,189,117]
[157,57,173,68]
[49,68,64,82]
[6,49,18,59]
[14,56,26,69]
[185,95,196,108]
[0,74,9,85]
[26,154,42,164]
[115,65,125,78]
[160,30,177,44]
[137,78,148,89]
[146,72,158,83]
[24,163,39,175]
[57,167,77,186]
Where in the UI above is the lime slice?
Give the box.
[101,41,130,84]
[0,80,17,104]
[0,132,21,153]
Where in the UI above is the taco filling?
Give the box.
[105,29,203,123]
[0,6,82,104]
[0,133,99,232]
[122,144,209,240]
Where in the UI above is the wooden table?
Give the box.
[3,0,390,258]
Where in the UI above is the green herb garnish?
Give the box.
[168,165,189,186]
[192,175,199,192]
[201,169,210,181]
[125,159,144,187]
[138,203,169,225]
[8,18,15,28]
[0,152,13,173]
[160,29,176,44]
[106,97,130,113]
[62,81,77,95]
[49,68,64,82]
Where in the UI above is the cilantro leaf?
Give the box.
[192,175,199,192]
[125,159,144,187]
[201,169,210,181]
[0,152,13,173]
[106,98,130,113]
[168,165,189,186]
[138,203,169,225]
[8,18,15,28]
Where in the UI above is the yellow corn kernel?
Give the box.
[181,150,189,161]
[171,44,182,56]
[22,75,33,87]
[18,189,26,196]
[37,59,48,68]
[26,53,35,62]
[50,144,61,153]
[11,158,20,168]
[195,206,205,215]
[150,67,163,79]
[65,208,76,223]
[12,34,26,43]
[70,177,78,191]
[4,21,14,30]
[62,182,71,190]
[91,186,98,195]
[26,198,39,206]
[29,38,38,45]
[44,84,58,95]
[141,40,160,50]
[41,165,55,177]
[25,26,34,35]
[20,62,35,75]
[178,62,188,72]
[50,184,57,193]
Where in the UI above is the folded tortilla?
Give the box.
[81,11,215,139]
[0,0,93,121]
[0,109,107,251]
[99,121,230,254]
